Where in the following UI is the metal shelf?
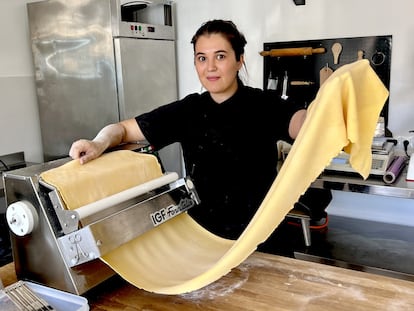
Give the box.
[311,168,414,199]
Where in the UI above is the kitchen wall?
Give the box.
[174,0,414,138]
[1,0,414,224]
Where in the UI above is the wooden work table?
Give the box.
[2,252,414,310]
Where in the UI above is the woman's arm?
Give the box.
[69,118,146,164]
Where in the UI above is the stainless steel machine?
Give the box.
[27,0,183,176]
[3,154,200,294]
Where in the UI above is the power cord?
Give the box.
[403,140,410,157]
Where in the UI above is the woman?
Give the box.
[69,20,307,240]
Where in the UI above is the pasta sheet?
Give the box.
[40,151,163,210]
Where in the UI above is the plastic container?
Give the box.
[406,156,414,189]
[3,281,89,311]
[27,282,89,311]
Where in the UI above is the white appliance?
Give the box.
[27,0,183,175]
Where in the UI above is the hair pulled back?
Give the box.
[191,20,247,61]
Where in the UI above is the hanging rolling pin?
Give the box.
[260,47,326,57]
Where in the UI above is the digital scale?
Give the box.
[325,141,395,176]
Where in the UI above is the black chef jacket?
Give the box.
[136,82,301,239]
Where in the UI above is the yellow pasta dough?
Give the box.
[40,150,163,210]
[41,60,389,295]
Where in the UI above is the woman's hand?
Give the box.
[69,139,107,164]
[69,119,145,164]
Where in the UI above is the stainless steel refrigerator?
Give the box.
[27,0,183,175]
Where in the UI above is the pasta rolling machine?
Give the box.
[2,152,200,294]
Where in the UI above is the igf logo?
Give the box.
[150,205,176,226]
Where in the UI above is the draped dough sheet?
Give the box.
[40,60,389,295]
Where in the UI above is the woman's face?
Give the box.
[194,33,243,103]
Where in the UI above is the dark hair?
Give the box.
[191,20,247,61]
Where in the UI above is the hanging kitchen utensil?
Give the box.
[266,72,278,90]
[259,47,326,57]
[371,50,386,66]
[290,81,315,86]
[281,71,289,100]
[331,42,343,64]
[357,50,365,60]
[319,64,333,86]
